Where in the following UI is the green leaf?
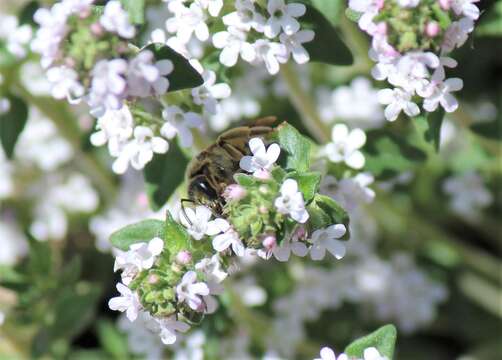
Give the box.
[234,173,259,187]
[300,2,353,65]
[145,43,204,92]
[423,109,445,151]
[287,171,321,202]
[0,43,17,68]
[345,8,361,22]
[272,122,312,172]
[110,219,165,251]
[363,129,427,179]
[19,1,40,26]
[345,324,398,359]
[0,95,29,158]
[476,0,502,37]
[143,140,189,210]
[120,0,145,25]
[165,211,192,254]
[307,194,350,238]
[97,320,129,360]
[309,0,344,25]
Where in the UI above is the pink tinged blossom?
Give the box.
[270,235,308,262]
[195,255,228,284]
[309,224,347,261]
[451,0,480,20]
[108,283,141,321]
[127,50,173,97]
[274,179,309,223]
[176,271,210,311]
[161,105,203,148]
[377,88,420,121]
[423,78,463,113]
[439,0,452,10]
[264,0,306,38]
[239,137,281,176]
[192,70,231,115]
[441,18,474,53]
[262,235,277,250]
[179,205,228,240]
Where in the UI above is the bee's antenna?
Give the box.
[181,198,195,226]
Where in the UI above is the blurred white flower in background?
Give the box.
[0,218,29,266]
[0,150,14,199]
[118,312,164,360]
[323,124,367,169]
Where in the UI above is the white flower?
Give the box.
[176,271,210,310]
[114,237,164,285]
[389,52,439,94]
[270,235,308,262]
[253,39,288,75]
[192,70,231,114]
[274,179,309,223]
[196,0,224,16]
[213,26,256,67]
[314,347,348,360]
[87,59,128,118]
[223,0,266,32]
[443,171,492,220]
[179,205,229,240]
[108,283,141,321]
[279,30,314,64]
[0,220,29,266]
[423,78,463,113]
[161,105,203,147]
[310,224,347,260]
[451,0,480,20]
[112,126,169,174]
[239,137,280,176]
[327,173,375,212]
[100,0,136,39]
[324,124,366,169]
[157,316,190,345]
[195,255,228,284]
[127,50,173,97]
[166,2,209,43]
[349,0,382,35]
[90,105,134,156]
[397,0,420,8]
[6,23,32,59]
[212,223,246,256]
[46,66,84,103]
[363,347,389,360]
[441,18,474,53]
[377,88,420,121]
[264,0,306,38]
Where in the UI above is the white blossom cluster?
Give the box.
[0,13,33,59]
[163,0,314,75]
[314,346,388,360]
[349,0,480,121]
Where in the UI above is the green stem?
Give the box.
[280,62,330,143]
[14,84,117,204]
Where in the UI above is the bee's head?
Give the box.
[188,175,220,210]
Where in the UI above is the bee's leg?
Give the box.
[180,198,196,226]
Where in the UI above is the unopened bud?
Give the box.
[148,274,160,285]
[259,205,268,214]
[255,169,271,180]
[439,0,451,10]
[425,21,440,38]
[262,235,277,250]
[90,22,104,37]
[223,184,247,201]
[176,250,192,265]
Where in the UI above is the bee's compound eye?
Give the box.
[189,176,219,202]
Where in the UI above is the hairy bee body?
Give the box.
[186,117,276,212]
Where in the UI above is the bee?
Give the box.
[184,116,277,214]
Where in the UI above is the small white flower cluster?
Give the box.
[349,0,480,121]
[322,123,367,170]
[0,13,33,59]
[209,0,314,74]
[443,171,493,221]
[314,346,388,360]
[0,218,29,266]
[110,235,228,345]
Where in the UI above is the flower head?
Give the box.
[239,137,280,177]
[324,124,366,169]
[108,283,141,321]
[274,179,309,223]
[176,271,210,311]
[310,224,347,261]
[264,0,306,38]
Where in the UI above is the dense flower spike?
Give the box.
[348,0,480,120]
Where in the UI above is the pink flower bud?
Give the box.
[254,169,271,180]
[425,21,441,37]
[148,274,160,284]
[176,250,192,265]
[262,235,277,250]
[293,226,307,240]
[438,0,451,10]
[223,184,247,201]
[79,9,91,19]
[90,22,104,37]
[64,57,76,68]
[259,205,268,214]
[376,0,385,9]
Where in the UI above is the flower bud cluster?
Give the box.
[348,0,480,121]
